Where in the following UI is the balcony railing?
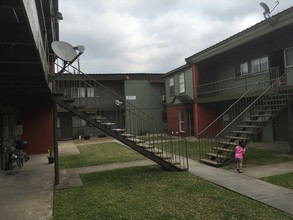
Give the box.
[197,67,280,99]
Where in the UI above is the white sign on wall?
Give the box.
[126,96,136,100]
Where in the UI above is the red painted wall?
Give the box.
[191,63,219,138]
[195,103,219,138]
[22,106,54,154]
[166,105,190,136]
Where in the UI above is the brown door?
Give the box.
[60,114,73,139]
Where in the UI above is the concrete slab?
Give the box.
[0,154,54,220]
[243,161,293,178]
[58,140,80,156]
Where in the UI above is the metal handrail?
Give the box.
[216,72,286,137]
[198,68,278,137]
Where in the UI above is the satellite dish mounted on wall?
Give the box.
[51,41,85,80]
[52,41,78,62]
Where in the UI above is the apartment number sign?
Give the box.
[126,96,136,100]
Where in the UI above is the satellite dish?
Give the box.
[260,2,271,17]
[51,41,77,62]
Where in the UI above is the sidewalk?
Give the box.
[0,154,54,220]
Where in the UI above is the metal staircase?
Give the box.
[199,67,293,167]
[51,60,188,171]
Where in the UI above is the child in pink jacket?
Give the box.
[235,141,246,173]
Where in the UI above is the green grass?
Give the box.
[262,172,293,190]
[59,142,145,169]
[54,166,293,220]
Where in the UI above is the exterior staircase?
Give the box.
[51,61,188,171]
[199,68,293,167]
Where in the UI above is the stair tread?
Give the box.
[219,141,238,146]
[250,114,274,117]
[231,130,256,134]
[200,159,222,166]
[225,136,249,140]
[136,143,154,149]
[127,138,145,143]
[213,147,234,152]
[121,133,135,138]
[112,128,126,132]
[102,122,115,125]
[237,125,262,128]
[207,153,227,159]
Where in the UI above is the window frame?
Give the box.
[251,56,268,74]
[169,77,175,96]
[235,62,249,77]
[178,110,185,133]
[179,72,185,94]
[284,47,293,67]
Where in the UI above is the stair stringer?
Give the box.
[52,96,184,171]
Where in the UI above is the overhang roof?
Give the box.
[185,7,293,64]
[0,0,58,107]
[56,73,164,81]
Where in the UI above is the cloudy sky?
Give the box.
[59,0,292,73]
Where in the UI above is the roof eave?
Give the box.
[185,7,293,64]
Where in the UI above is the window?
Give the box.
[81,119,87,127]
[179,73,185,93]
[169,77,174,96]
[87,87,95,97]
[285,47,293,67]
[71,87,86,98]
[251,56,268,74]
[78,88,86,97]
[179,110,185,132]
[71,87,78,98]
[235,62,248,77]
[72,116,81,127]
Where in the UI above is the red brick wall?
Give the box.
[22,106,54,154]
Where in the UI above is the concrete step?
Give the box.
[200,158,222,167]
[207,153,227,159]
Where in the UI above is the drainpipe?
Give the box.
[53,101,59,185]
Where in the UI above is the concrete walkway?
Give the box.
[0,154,54,220]
[1,139,293,219]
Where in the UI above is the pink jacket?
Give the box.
[235,145,246,159]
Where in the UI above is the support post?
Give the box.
[53,101,59,185]
[289,101,293,149]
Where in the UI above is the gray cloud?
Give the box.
[59,0,292,73]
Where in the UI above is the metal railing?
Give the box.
[198,67,293,164]
[197,67,279,99]
[52,58,189,170]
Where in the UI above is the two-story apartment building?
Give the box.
[0,0,60,170]
[54,73,166,139]
[164,7,293,147]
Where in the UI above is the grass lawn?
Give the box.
[262,172,293,190]
[59,142,145,169]
[54,166,293,220]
